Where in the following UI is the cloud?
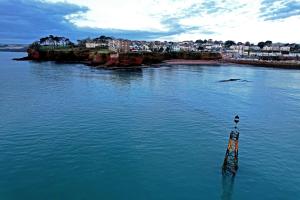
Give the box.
[0,0,90,43]
[0,0,300,43]
[261,0,300,20]
[0,0,202,43]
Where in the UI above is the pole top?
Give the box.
[234,115,239,129]
[234,115,239,124]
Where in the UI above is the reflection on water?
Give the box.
[29,61,83,81]
[221,174,235,200]
[30,61,144,85]
[109,69,143,85]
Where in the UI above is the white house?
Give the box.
[250,46,260,51]
[262,46,273,51]
[86,42,101,48]
[280,46,290,52]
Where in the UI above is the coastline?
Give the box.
[13,49,300,70]
[224,58,300,69]
[162,59,222,65]
[14,48,222,68]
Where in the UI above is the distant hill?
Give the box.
[0,44,28,52]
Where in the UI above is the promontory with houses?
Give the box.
[18,35,300,69]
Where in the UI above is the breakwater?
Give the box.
[224,58,300,69]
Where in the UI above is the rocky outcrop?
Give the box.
[27,48,40,60]
[142,52,222,64]
[23,48,222,68]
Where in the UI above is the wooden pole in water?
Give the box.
[222,115,240,176]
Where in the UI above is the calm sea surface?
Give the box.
[1,52,300,200]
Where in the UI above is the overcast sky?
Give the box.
[1,0,300,43]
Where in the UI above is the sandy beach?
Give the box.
[163,59,222,65]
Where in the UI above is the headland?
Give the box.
[14,35,300,69]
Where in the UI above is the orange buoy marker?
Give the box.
[222,115,240,176]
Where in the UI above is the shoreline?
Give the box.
[162,59,222,65]
[14,56,300,70]
[13,50,300,70]
[224,58,300,69]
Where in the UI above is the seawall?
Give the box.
[224,58,300,69]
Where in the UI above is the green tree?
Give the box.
[198,46,204,51]
[48,35,55,46]
[224,40,236,48]
[257,42,265,49]
[53,36,60,46]
[39,37,47,45]
[29,41,41,50]
[265,40,272,47]
[195,39,204,44]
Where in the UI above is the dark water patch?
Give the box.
[218,79,251,83]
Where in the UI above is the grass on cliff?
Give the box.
[40,46,73,51]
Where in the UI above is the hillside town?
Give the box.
[74,36,300,60]
[33,35,300,61]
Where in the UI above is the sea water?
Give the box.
[1,52,300,200]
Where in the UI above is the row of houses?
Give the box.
[83,38,224,53]
[82,37,300,58]
[226,44,300,58]
[85,38,130,53]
